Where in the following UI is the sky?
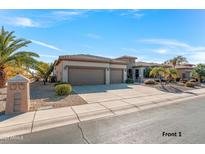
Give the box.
[0,9,205,64]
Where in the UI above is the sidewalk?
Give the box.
[0,88,205,139]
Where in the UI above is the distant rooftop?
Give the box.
[115,55,138,60]
[134,61,165,67]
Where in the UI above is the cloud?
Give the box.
[138,38,205,64]
[86,33,102,39]
[139,38,205,52]
[121,47,138,52]
[53,10,84,16]
[190,52,205,64]
[39,54,58,58]
[120,10,144,18]
[31,40,62,51]
[6,17,40,27]
[0,10,89,28]
[139,39,191,48]
[154,48,168,54]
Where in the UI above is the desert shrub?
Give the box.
[55,84,72,96]
[126,78,134,84]
[185,82,195,88]
[189,79,197,82]
[144,79,156,85]
[54,81,68,87]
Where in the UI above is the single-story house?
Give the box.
[175,64,195,80]
[115,56,170,82]
[115,56,195,82]
[53,54,127,85]
[53,54,195,85]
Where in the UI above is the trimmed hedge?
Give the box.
[144,79,156,85]
[55,84,72,96]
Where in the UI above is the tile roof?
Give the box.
[57,54,127,64]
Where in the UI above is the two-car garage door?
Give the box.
[68,67,105,86]
[68,67,123,86]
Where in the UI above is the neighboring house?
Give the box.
[53,54,127,85]
[115,56,169,82]
[175,64,195,80]
[116,56,195,82]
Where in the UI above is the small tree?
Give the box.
[192,64,205,82]
[35,62,54,85]
[149,67,166,84]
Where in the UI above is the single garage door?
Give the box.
[110,69,123,84]
[68,67,105,85]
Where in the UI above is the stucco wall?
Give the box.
[54,62,63,81]
[54,60,127,84]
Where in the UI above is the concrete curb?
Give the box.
[0,92,205,139]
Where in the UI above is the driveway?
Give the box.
[73,84,191,105]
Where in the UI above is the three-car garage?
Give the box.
[54,54,127,86]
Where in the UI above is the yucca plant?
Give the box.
[0,26,39,87]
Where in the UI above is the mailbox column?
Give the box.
[6,75,30,113]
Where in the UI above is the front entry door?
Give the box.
[135,69,139,80]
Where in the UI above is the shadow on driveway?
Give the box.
[73,84,132,94]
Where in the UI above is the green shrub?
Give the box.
[54,81,68,87]
[185,82,195,88]
[144,79,156,85]
[126,78,134,84]
[55,84,72,96]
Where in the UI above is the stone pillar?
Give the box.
[123,69,127,83]
[139,67,144,83]
[6,75,30,113]
[62,64,68,82]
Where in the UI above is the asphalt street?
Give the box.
[2,95,205,144]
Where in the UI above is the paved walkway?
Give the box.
[0,84,205,139]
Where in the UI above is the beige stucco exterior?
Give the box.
[54,58,127,85]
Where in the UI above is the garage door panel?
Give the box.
[110,69,123,83]
[68,68,105,85]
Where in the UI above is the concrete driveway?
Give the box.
[73,84,194,116]
[73,84,188,104]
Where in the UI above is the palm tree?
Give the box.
[0,26,39,87]
[149,67,166,84]
[164,56,188,68]
[35,62,54,85]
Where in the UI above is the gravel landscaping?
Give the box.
[30,82,87,111]
[144,82,205,93]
